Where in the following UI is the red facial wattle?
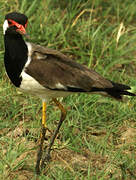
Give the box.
[8,19,27,35]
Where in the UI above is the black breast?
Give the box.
[4,34,28,87]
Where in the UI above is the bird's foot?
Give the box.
[41,151,51,169]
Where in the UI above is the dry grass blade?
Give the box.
[116,22,125,45]
[72,9,93,27]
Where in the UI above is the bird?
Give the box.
[3,12,136,174]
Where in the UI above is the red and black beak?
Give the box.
[16,25,26,35]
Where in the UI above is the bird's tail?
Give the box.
[90,81,136,100]
[103,81,136,100]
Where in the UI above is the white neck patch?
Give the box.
[24,42,32,68]
[3,20,9,35]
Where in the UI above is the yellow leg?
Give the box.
[42,101,47,128]
[53,98,67,116]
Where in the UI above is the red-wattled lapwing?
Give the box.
[3,12,136,174]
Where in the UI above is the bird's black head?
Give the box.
[3,12,28,35]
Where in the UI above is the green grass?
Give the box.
[0,0,136,179]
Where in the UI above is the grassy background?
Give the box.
[0,0,136,179]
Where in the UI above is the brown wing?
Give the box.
[25,43,113,92]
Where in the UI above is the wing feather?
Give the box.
[25,43,113,92]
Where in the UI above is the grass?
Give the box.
[0,0,136,179]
